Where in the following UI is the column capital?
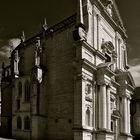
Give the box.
[122,94,131,100]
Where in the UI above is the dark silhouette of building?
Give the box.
[0,0,135,140]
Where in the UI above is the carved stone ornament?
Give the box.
[106,0,113,17]
[101,41,114,54]
[85,82,92,95]
[73,26,87,41]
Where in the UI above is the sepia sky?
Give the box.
[0,0,140,85]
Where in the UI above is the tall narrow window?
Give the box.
[17,99,20,110]
[85,108,90,126]
[25,81,30,102]
[18,82,22,97]
[111,120,114,131]
[17,116,22,129]
[24,116,30,130]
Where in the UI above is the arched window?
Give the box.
[24,81,30,101]
[18,82,22,97]
[17,116,22,129]
[24,116,30,130]
[85,108,90,126]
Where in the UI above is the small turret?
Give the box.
[20,31,25,42]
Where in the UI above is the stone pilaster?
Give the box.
[92,82,96,128]
[74,73,83,128]
[115,32,119,69]
[87,0,94,46]
[82,76,86,126]
[106,84,111,130]
[97,14,101,50]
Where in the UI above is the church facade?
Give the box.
[1,0,135,140]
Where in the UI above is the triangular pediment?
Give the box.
[126,71,136,89]
[116,70,135,90]
[99,0,125,30]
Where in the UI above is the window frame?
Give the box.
[17,116,22,130]
[24,116,30,130]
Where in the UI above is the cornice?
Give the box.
[82,58,97,72]
[11,14,76,57]
[82,40,96,54]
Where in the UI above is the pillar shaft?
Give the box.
[123,97,128,133]
[99,84,107,129]
[127,99,131,134]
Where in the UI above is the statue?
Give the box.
[35,37,42,66]
[14,50,20,77]
[106,0,113,17]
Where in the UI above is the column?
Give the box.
[99,84,107,129]
[122,96,128,133]
[127,99,131,134]
[107,85,111,130]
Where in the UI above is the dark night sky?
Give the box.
[0,0,140,85]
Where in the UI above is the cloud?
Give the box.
[9,38,21,50]
[129,58,140,66]
[0,38,20,66]
[129,64,140,87]
[0,38,20,57]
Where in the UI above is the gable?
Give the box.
[99,0,125,31]
[126,71,136,89]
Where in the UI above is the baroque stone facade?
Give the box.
[0,0,135,140]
